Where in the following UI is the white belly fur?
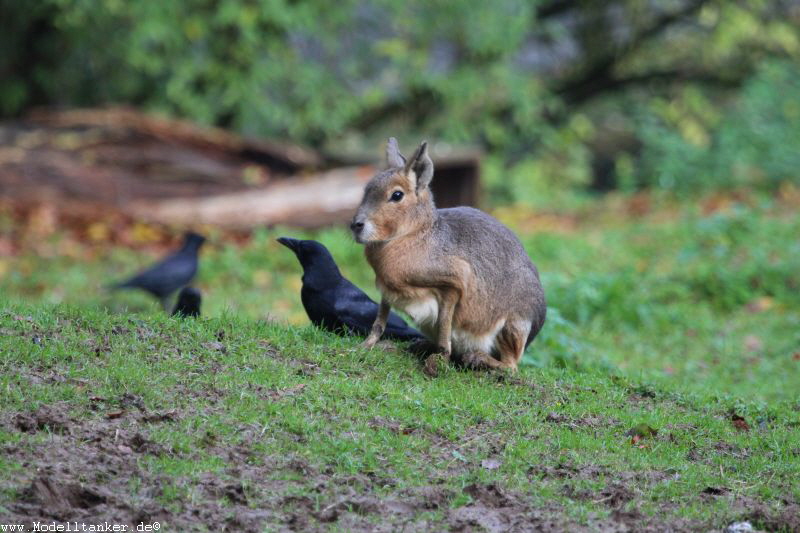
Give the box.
[389,292,506,354]
[401,297,439,327]
[451,320,505,354]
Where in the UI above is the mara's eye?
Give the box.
[390,190,404,202]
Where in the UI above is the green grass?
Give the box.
[1,193,799,530]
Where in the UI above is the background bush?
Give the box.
[2,0,799,199]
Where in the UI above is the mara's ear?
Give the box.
[386,137,406,168]
[404,141,433,192]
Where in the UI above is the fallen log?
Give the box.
[129,166,377,229]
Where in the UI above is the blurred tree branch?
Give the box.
[2,0,798,173]
[555,0,712,105]
[347,0,762,142]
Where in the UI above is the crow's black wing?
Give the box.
[330,282,381,336]
[116,251,197,297]
[301,285,352,334]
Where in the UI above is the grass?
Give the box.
[1,190,799,530]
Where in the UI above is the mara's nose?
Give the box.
[350,219,365,233]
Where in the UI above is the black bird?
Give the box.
[111,232,206,309]
[277,237,424,342]
[172,287,202,318]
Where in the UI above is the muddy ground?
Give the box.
[3,398,797,532]
[1,318,797,533]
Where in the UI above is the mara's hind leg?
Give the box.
[461,350,513,371]
[462,321,527,372]
[496,321,528,371]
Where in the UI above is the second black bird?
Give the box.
[278,237,424,342]
[111,231,206,310]
[172,286,202,318]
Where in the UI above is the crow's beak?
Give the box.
[277,237,300,253]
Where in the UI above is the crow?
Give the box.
[277,237,424,342]
[172,287,202,318]
[111,232,206,309]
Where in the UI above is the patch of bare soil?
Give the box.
[0,399,548,532]
[728,496,800,533]
[2,400,286,531]
[261,340,322,377]
[527,458,714,532]
[12,404,71,434]
[2,398,679,532]
[2,403,785,533]
[544,411,620,429]
[446,482,612,533]
[529,460,609,481]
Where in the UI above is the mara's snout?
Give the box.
[350,215,365,242]
[350,214,376,243]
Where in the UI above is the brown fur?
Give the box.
[352,139,546,375]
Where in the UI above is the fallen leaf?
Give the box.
[86,222,110,242]
[731,414,750,432]
[105,410,125,419]
[481,458,502,470]
[792,352,800,361]
[625,423,658,444]
[130,222,162,244]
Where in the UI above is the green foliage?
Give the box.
[0,0,552,144]
[2,1,800,199]
[546,202,800,327]
[638,61,800,191]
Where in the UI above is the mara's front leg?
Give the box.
[424,292,458,377]
[362,298,391,349]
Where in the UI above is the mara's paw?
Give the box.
[460,351,488,369]
[361,336,379,350]
[423,353,449,377]
[461,351,513,372]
